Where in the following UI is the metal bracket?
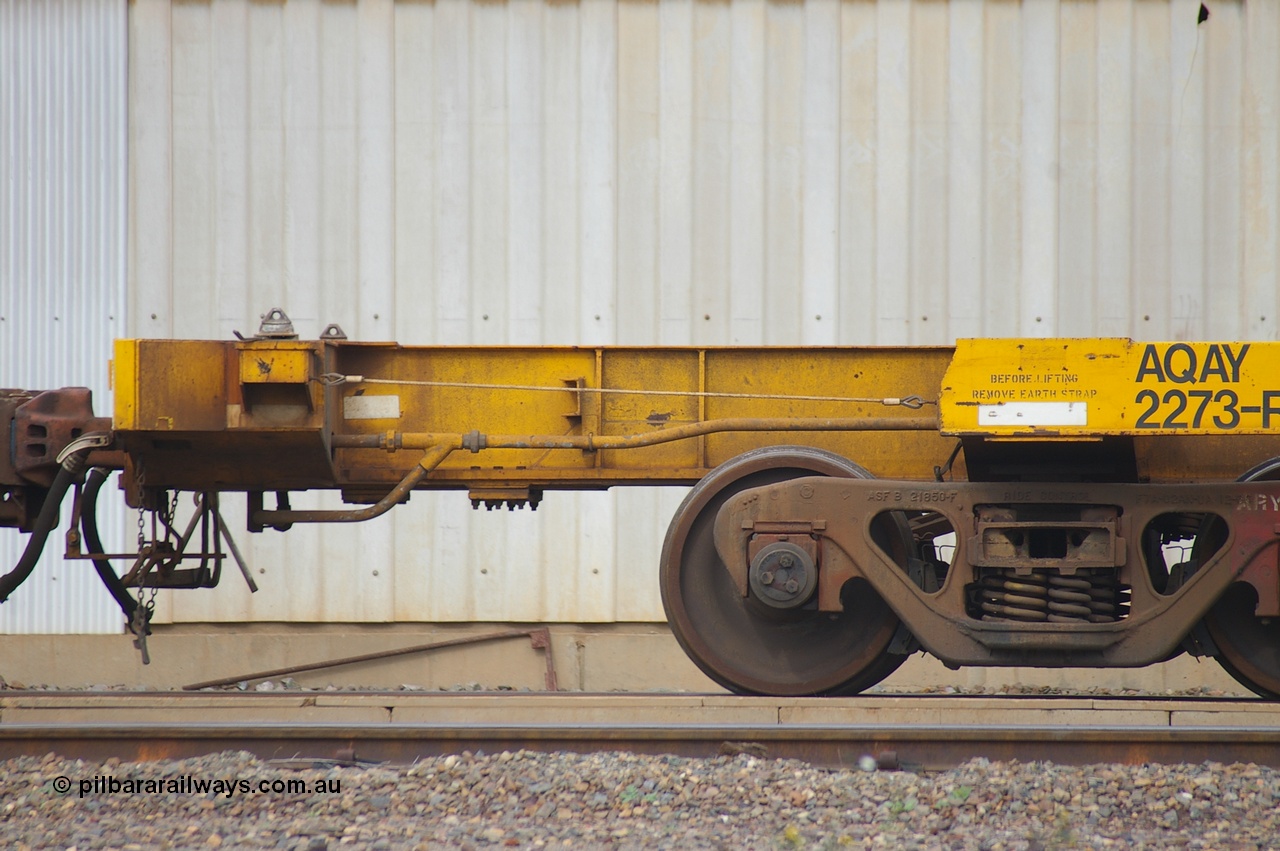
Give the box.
[70,493,226,590]
[234,307,298,341]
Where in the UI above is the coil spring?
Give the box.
[979,570,1129,623]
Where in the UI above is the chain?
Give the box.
[131,587,156,627]
[126,464,156,664]
[130,560,159,667]
[133,461,148,549]
[130,588,154,665]
[166,490,179,543]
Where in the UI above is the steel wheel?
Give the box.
[1205,584,1280,698]
[659,446,910,696]
[1204,457,1280,698]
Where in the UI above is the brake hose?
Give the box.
[81,467,138,621]
[0,433,111,603]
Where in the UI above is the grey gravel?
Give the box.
[4,749,1280,849]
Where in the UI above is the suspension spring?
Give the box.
[978,569,1130,623]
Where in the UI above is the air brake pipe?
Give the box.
[0,433,111,603]
[263,417,937,527]
[80,468,138,621]
[251,439,461,526]
[329,415,940,452]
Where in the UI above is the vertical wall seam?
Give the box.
[1,0,126,633]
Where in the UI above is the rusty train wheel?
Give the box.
[1204,457,1280,698]
[659,446,909,696]
[1205,584,1280,699]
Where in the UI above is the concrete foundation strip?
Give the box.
[180,628,558,691]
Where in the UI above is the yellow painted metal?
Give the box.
[942,338,1280,437]
[237,343,314,385]
[111,339,952,492]
[111,339,139,431]
[326,344,952,490]
[110,337,1280,495]
[113,339,231,432]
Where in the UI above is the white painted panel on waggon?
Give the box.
[125,0,1280,625]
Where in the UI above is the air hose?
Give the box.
[81,467,138,621]
[0,433,111,603]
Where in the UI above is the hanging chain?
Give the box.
[166,490,179,544]
[133,462,149,549]
[130,589,155,665]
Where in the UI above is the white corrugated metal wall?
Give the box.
[121,0,1280,626]
[0,0,128,633]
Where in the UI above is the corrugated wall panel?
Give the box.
[1,0,128,633]
[121,0,1280,626]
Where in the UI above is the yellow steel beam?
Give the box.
[111,337,1280,495]
[113,339,952,492]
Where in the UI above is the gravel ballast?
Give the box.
[3,749,1278,849]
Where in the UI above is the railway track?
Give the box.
[3,692,1280,770]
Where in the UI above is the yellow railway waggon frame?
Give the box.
[6,315,1280,697]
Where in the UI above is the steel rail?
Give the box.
[4,721,1280,770]
[4,699,1280,768]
